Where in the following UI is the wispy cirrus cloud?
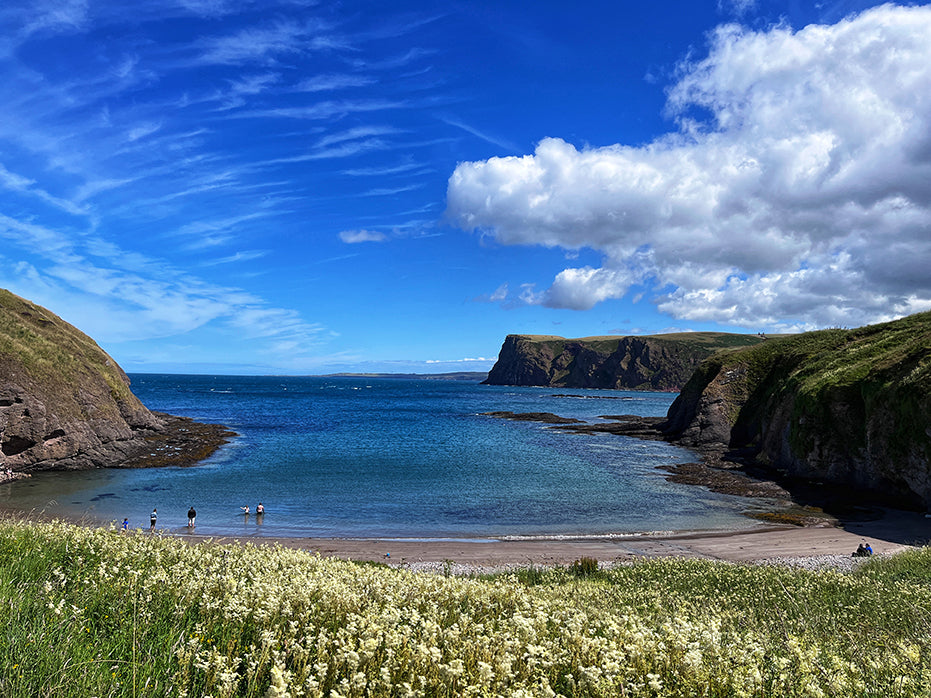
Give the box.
[440,116,520,153]
[194,18,345,66]
[339,229,387,243]
[0,210,322,348]
[0,163,89,216]
[234,98,406,121]
[316,125,404,148]
[294,73,374,92]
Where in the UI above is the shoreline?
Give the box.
[3,502,927,573]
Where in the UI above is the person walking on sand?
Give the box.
[150,508,157,531]
[188,506,197,527]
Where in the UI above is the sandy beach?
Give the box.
[171,507,931,573]
[3,497,929,573]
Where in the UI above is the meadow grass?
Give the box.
[1,518,929,697]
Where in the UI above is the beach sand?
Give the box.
[175,507,930,573]
[3,501,928,573]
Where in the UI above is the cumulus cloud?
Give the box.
[447,4,931,330]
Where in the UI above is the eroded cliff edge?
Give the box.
[0,289,233,473]
[662,312,931,508]
[484,332,766,390]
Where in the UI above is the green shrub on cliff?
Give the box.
[669,311,931,506]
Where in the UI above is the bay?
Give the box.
[1,375,767,539]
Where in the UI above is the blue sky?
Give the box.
[1,0,930,374]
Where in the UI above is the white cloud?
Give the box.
[0,211,324,350]
[316,125,403,149]
[195,19,341,65]
[295,73,375,92]
[447,4,931,329]
[339,229,387,243]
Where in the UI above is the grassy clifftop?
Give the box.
[0,288,135,410]
[666,311,931,506]
[485,331,768,390]
[2,288,234,471]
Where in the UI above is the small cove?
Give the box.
[1,375,772,538]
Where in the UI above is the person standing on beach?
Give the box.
[188,506,196,527]
[122,518,129,531]
[150,508,157,531]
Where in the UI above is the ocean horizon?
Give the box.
[1,374,770,539]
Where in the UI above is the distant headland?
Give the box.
[483,332,771,391]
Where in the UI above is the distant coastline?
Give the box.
[320,371,488,381]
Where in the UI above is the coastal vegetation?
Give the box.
[664,311,931,507]
[2,518,930,697]
[1,288,232,472]
[0,288,136,415]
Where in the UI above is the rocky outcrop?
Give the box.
[0,289,233,472]
[484,332,765,390]
[661,312,931,508]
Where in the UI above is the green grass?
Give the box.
[2,518,931,697]
[674,312,931,476]
[0,288,136,411]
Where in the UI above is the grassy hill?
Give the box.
[1,288,231,471]
[0,288,138,415]
[665,311,931,506]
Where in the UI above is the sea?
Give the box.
[1,374,770,540]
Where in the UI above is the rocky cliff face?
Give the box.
[1,289,231,472]
[662,312,931,507]
[484,333,765,390]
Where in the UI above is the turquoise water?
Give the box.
[1,375,766,539]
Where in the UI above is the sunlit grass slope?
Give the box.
[0,288,136,413]
[1,519,929,697]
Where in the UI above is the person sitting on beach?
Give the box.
[853,543,871,557]
[188,506,197,527]
[256,502,265,515]
[864,543,873,556]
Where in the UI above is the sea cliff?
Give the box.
[484,332,765,390]
[662,312,931,508]
[0,289,232,473]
